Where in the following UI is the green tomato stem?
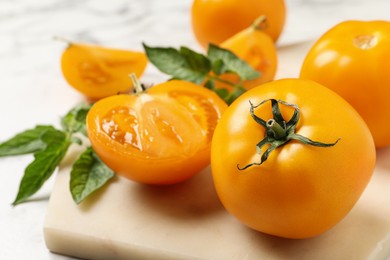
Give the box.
[266,119,286,140]
[206,75,237,87]
[129,73,144,94]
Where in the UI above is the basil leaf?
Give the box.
[61,103,92,136]
[12,129,71,206]
[0,125,55,157]
[70,147,115,204]
[143,43,210,84]
[179,46,211,77]
[211,59,226,76]
[207,44,260,81]
[214,88,230,101]
[225,86,247,105]
[204,79,216,90]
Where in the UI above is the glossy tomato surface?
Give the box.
[211,79,375,238]
[87,80,227,185]
[300,20,390,147]
[191,0,286,49]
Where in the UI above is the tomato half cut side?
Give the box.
[87,80,227,184]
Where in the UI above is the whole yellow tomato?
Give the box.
[211,79,375,238]
[300,20,390,148]
[191,0,286,49]
[87,80,227,185]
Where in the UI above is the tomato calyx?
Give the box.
[237,99,340,170]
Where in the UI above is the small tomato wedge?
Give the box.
[87,80,227,185]
[300,20,390,147]
[61,42,148,100]
[211,79,375,238]
[219,16,278,89]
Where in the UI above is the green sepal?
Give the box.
[238,99,340,170]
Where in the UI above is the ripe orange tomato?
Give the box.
[219,16,278,89]
[87,80,227,185]
[61,42,148,100]
[211,79,375,238]
[300,20,390,148]
[191,0,286,49]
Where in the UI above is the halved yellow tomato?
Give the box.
[87,80,227,184]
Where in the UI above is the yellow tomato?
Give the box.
[211,79,375,238]
[300,20,390,147]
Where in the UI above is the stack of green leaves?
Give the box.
[0,104,114,205]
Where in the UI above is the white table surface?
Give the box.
[1,0,389,259]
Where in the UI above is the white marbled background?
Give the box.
[0,0,389,259]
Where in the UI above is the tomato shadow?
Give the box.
[238,190,390,260]
[130,166,224,220]
[238,206,388,259]
[375,146,390,170]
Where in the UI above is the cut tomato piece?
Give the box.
[87,80,227,184]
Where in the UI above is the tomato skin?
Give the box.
[300,20,390,148]
[87,80,227,185]
[191,0,286,49]
[211,79,375,238]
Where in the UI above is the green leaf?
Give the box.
[12,129,71,205]
[225,86,247,105]
[179,46,211,76]
[204,79,216,90]
[61,103,92,136]
[207,44,260,81]
[214,88,230,101]
[211,59,226,76]
[0,125,55,157]
[143,43,211,84]
[70,147,115,204]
